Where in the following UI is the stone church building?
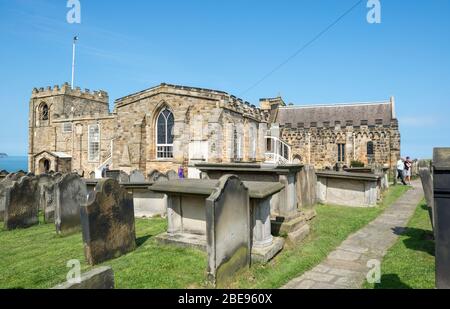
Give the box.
[28,82,400,177]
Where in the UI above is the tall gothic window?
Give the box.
[338,143,346,162]
[156,108,174,159]
[367,141,374,156]
[88,124,100,162]
[40,103,49,121]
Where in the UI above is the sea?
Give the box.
[0,156,28,173]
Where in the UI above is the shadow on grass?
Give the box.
[374,274,412,289]
[136,234,153,247]
[391,226,435,256]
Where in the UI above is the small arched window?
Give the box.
[367,141,374,156]
[40,103,49,121]
[156,108,174,159]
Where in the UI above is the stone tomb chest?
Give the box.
[85,180,167,218]
[151,176,285,278]
[195,163,315,244]
[316,171,382,207]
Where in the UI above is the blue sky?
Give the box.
[0,0,449,158]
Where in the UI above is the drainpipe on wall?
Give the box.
[308,133,311,164]
[353,133,356,161]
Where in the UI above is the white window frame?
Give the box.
[88,124,100,162]
[156,108,174,160]
[62,122,73,133]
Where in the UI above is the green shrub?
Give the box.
[351,160,365,168]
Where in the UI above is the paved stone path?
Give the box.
[282,180,424,289]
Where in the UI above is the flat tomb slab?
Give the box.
[150,179,284,199]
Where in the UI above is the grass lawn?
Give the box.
[364,199,435,289]
[0,217,207,289]
[0,185,410,289]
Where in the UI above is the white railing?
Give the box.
[264,136,292,165]
[95,140,113,178]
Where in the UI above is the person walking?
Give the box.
[396,158,407,185]
[178,165,185,179]
[101,164,110,178]
[404,157,412,185]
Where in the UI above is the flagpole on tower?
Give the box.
[71,36,78,89]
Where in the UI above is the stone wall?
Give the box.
[280,121,400,171]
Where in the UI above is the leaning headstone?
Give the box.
[130,170,145,183]
[81,179,136,265]
[0,178,15,221]
[419,167,434,231]
[55,173,88,236]
[52,266,115,289]
[206,175,251,286]
[4,176,39,230]
[166,170,178,180]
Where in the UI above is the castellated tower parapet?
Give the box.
[31,82,109,104]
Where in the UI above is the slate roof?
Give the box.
[276,101,395,128]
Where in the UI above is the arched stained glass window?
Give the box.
[156,108,174,159]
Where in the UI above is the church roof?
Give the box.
[276,100,395,128]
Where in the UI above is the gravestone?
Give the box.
[206,175,251,286]
[297,165,317,209]
[38,174,63,223]
[419,167,434,231]
[106,170,130,183]
[130,170,145,183]
[0,177,15,221]
[433,148,450,289]
[4,176,40,230]
[166,170,178,180]
[55,173,88,235]
[148,170,168,182]
[81,179,136,265]
[6,171,26,182]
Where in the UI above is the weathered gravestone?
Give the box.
[419,166,434,231]
[0,177,15,221]
[297,164,317,210]
[55,173,88,235]
[130,170,145,183]
[433,148,450,289]
[4,176,39,230]
[38,174,64,223]
[81,179,136,265]
[147,170,168,182]
[0,170,9,181]
[206,175,251,286]
[167,170,178,180]
[6,171,26,182]
[105,170,130,183]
